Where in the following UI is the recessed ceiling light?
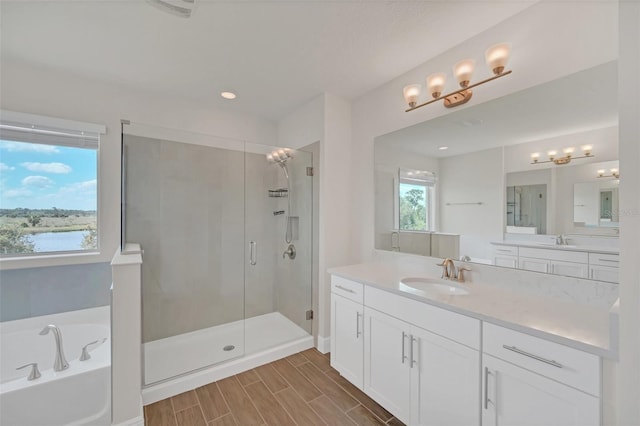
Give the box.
[221,92,236,100]
[438,146,449,150]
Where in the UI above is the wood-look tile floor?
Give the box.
[144,349,405,426]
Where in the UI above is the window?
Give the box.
[398,169,435,232]
[0,114,102,256]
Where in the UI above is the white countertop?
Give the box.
[328,261,618,358]
[491,240,620,254]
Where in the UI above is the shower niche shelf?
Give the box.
[268,188,289,198]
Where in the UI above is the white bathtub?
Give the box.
[0,306,111,426]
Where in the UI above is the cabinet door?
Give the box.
[550,260,588,279]
[494,255,518,268]
[410,326,480,426]
[364,307,411,423]
[330,293,364,388]
[518,257,549,273]
[482,355,600,426]
[589,265,619,283]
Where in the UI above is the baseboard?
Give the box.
[111,415,144,426]
[317,335,331,354]
[142,335,313,405]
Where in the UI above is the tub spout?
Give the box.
[39,324,69,371]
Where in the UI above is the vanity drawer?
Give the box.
[493,245,518,256]
[483,323,600,396]
[331,276,364,303]
[365,286,480,349]
[518,247,588,264]
[589,252,620,267]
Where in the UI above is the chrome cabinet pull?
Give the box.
[356,312,362,338]
[401,332,408,364]
[410,336,418,368]
[502,345,563,368]
[597,258,619,263]
[249,241,257,266]
[484,367,491,409]
[335,285,356,294]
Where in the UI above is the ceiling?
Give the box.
[374,61,618,159]
[0,0,536,121]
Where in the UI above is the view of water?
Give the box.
[29,230,88,252]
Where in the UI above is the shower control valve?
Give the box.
[283,244,296,260]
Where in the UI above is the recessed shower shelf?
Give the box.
[268,189,289,198]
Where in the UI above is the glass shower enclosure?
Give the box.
[122,124,313,385]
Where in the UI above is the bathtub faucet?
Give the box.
[39,324,69,371]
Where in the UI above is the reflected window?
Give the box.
[398,169,435,231]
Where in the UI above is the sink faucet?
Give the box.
[438,258,457,280]
[39,325,69,371]
[437,258,471,283]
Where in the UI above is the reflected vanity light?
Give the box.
[267,148,293,164]
[597,168,620,179]
[403,43,512,111]
[530,145,594,165]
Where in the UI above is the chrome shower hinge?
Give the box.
[306,310,314,320]
[306,167,314,176]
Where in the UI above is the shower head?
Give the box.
[267,148,293,165]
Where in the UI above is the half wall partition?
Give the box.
[122,123,313,385]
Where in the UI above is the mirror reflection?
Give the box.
[374,61,619,282]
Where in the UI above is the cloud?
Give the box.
[0,163,15,172]
[0,141,59,154]
[21,175,54,188]
[3,188,33,198]
[57,179,97,194]
[20,162,72,174]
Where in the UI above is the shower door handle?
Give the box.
[249,241,257,266]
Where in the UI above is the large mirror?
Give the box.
[374,61,619,281]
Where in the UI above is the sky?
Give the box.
[0,140,97,210]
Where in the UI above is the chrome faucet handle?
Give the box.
[16,362,41,380]
[80,339,100,361]
[457,266,472,283]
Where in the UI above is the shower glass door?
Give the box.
[244,143,313,354]
[125,124,313,386]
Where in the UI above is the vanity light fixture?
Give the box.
[403,43,512,111]
[530,145,594,165]
[597,168,620,179]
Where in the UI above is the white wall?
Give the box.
[0,58,277,270]
[438,147,503,260]
[616,1,640,424]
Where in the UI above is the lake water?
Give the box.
[30,230,88,252]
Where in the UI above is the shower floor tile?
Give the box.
[144,349,404,426]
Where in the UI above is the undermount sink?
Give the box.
[399,277,470,296]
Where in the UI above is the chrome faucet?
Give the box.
[39,325,69,371]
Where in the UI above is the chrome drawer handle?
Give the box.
[335,285,356,294]
[597,258,619,263]
[502,345,563,368]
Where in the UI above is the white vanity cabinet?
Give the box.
[517,247,589,279]
[330,276,364,388]
[364,286,480,426]
[493,245,518,269]
[589,253,620,283]
[482,323,601,426]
